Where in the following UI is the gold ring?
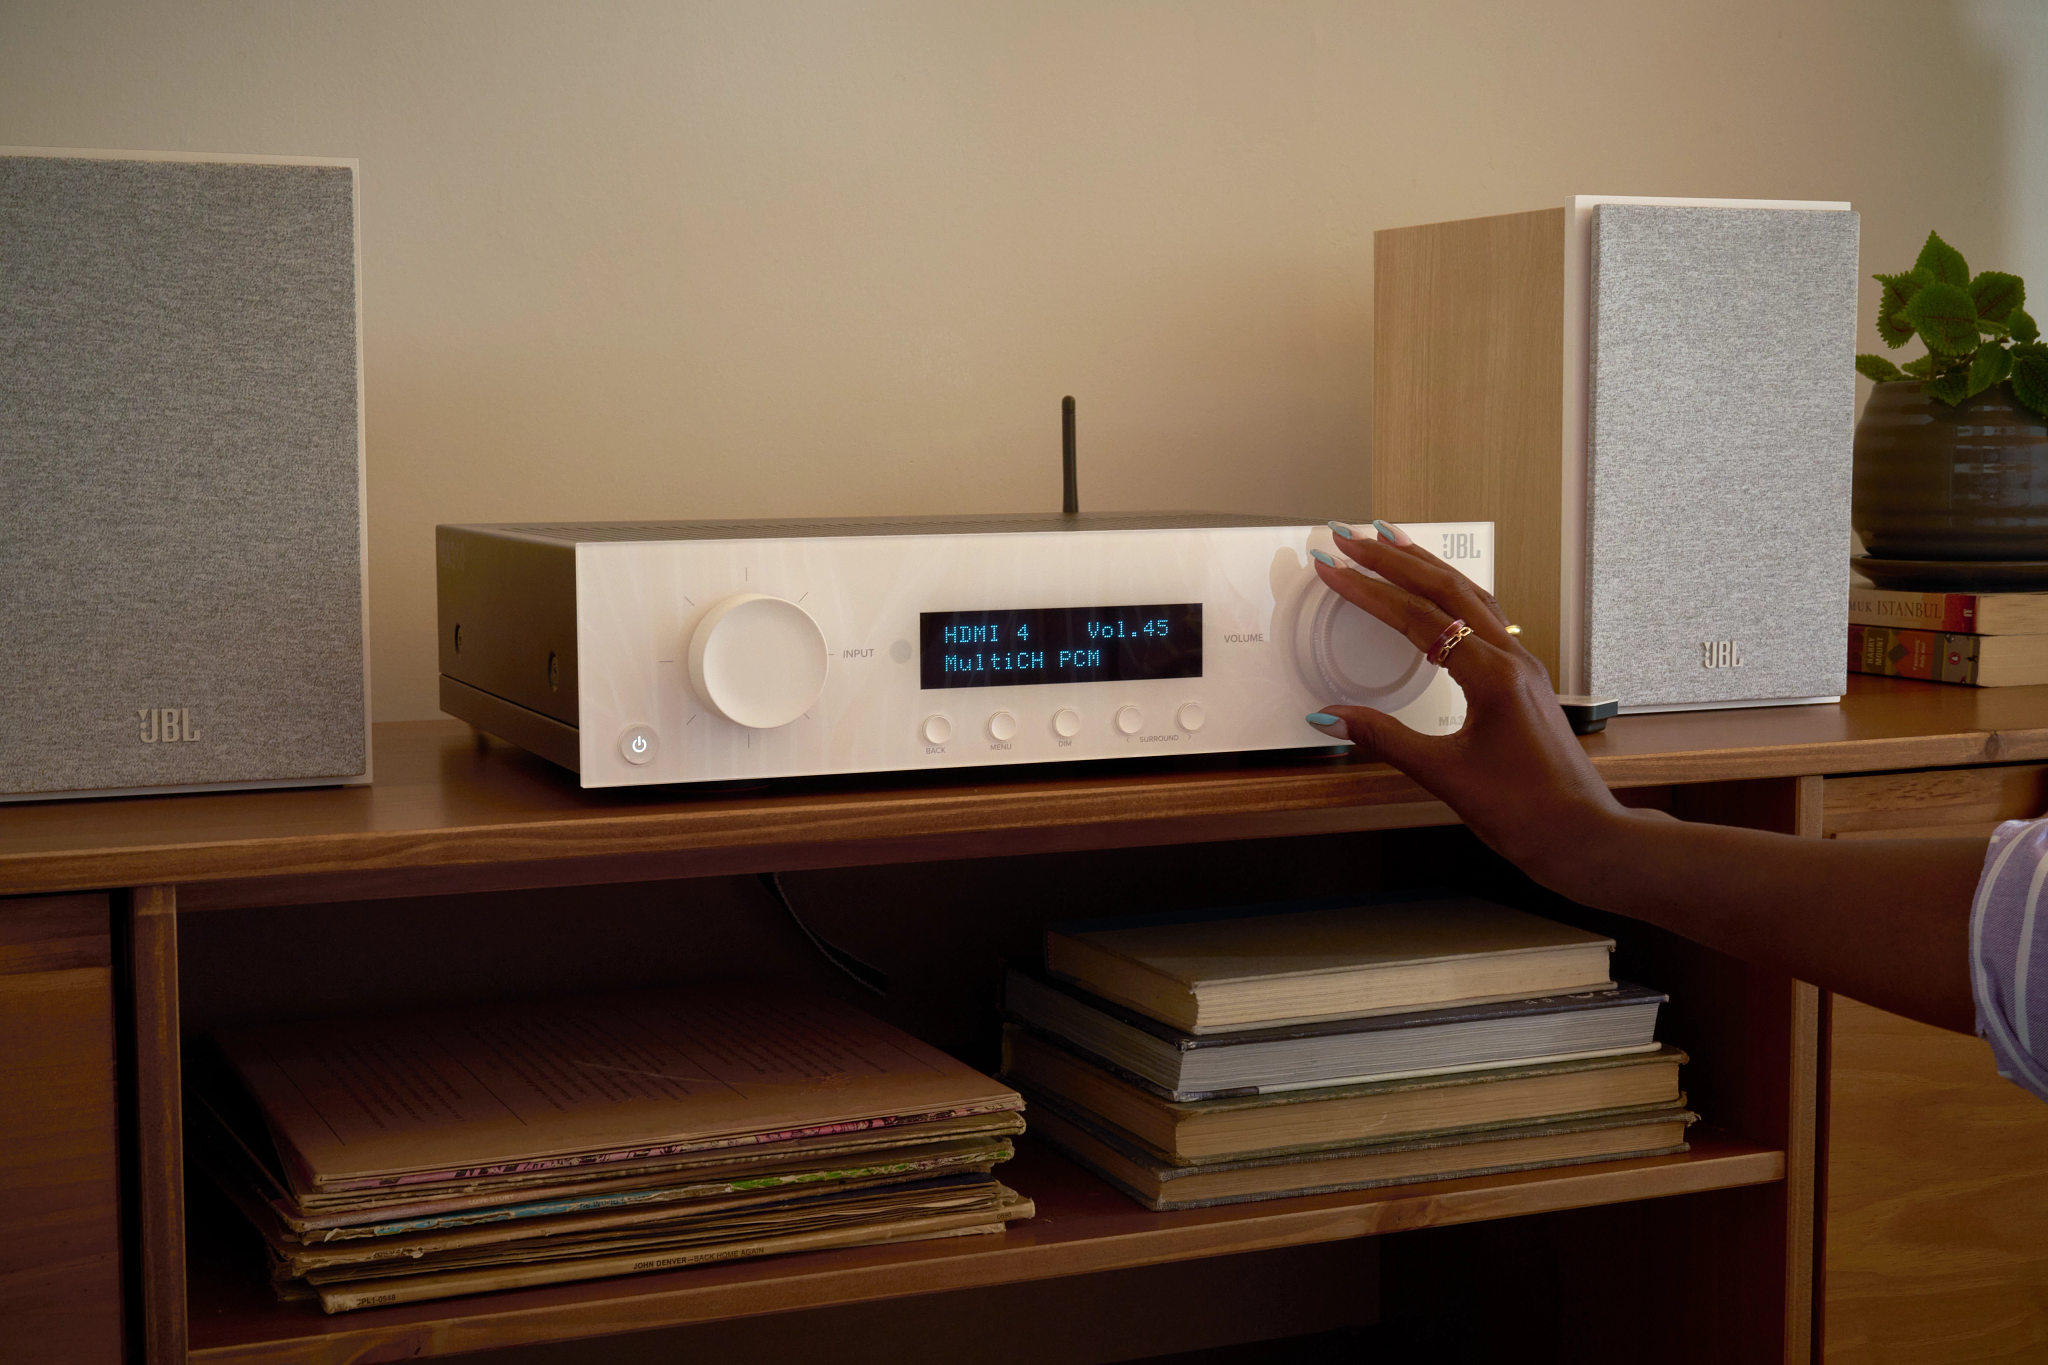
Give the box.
[1504,623,1522,636]
[1430,619,1473,666]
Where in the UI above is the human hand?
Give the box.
[1303,520,1629,886]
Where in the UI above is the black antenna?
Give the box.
[1061,395,1079,515]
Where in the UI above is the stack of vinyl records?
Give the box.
[1001,894,1693,1210]
[188,985,1033,1312]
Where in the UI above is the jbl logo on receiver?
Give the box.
[1439,532,1482,560]
[139,709,200,743]
[1700,641,1744,669]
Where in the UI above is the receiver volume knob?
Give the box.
[1299,582,1436,713]
[687,594,829,729]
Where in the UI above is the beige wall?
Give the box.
[0,1,2021,722]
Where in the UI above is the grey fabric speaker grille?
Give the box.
[1585,205,1857,707]
[0,155,366,795]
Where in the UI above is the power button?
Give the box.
[618,724,659,766]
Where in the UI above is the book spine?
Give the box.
[1847,626,1981,685]
[1847,588,1979,633]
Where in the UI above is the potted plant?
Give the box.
[1853,231,2048,576]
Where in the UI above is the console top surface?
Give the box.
[448,513,1312,545]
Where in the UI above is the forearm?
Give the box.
[1528,808,1982,1033]
[1306,525,1990,1040]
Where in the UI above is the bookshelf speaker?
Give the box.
[1,149,369,800]
[1373,196,1860,712]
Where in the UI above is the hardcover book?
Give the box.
[1044,894,1615,1034]
[1002,966,1665,1098]
[1847,624,2048,687]
[1000,1023,1686,1163]
[1848,587,2048,636]
[1021,1088,1695,1211]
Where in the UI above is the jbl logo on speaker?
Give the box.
[1700,641,1745,669]
[1439,532,1483,560]
[138,708,200,743]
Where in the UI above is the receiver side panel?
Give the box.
[437,527,579,725]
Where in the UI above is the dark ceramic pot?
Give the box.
[1853,381,2048,560]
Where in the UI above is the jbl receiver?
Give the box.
[436,515,1493,787]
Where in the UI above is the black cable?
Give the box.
[757,871,888,995]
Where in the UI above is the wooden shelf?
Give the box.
[8,676,2048,904]
[184,1131,1782,1364]
[7,668,1918,1363]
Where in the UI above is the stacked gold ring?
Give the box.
[1430,618,1474,667]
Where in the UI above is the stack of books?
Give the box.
[1848,586,2048,687]
[1000,895,1693,1210]
[189,985,1033,1312]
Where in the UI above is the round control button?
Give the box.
[688,593,829,729]
[618,724,659,766]
[1053,708,1082,739]
[923,714,953,745]
[1115,705,1144,736]
[1291,573,1433,713]
[1177,702,1206,733]
[988,711,1018,742]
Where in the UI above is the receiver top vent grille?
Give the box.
[467,513,1308,544]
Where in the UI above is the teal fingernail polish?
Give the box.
[1309,548,1337,567]
[1373,518,1412,547]
[1328,520,1356,539]
[1306,712,1342,726]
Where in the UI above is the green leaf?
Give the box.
[1875,270,1926,347]
[1980,317,2011,337]
[2014,308,2042,345]
[1971,270,2025,322]
[1857,354,1908,382]
[1876,313,1915,348]
[1904,281,1985,355]
[1968,344,2013,397]
[1903,355,1934,377]
[2014,348,2048,418]
[1925,370,1971,405]
[1915,230,1970,286]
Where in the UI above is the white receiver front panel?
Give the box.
[572,521,1492,786]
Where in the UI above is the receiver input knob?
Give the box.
[687,593,829,729]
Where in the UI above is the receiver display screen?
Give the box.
[920,604,1202,689]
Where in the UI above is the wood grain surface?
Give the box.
[1666,776,1823,1365]
[1825,998,2048,1363]
[1374,207,1568,681]
[5,677,2048,901]
[0,895,123,1365]
[1791,777,1825,1364]
[184,1132,1781,1365]
[1823,766,2048,839]
[1821,769,2048,1362]
[126,887,185,1365]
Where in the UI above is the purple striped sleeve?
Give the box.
[1972,818,2048,1102]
